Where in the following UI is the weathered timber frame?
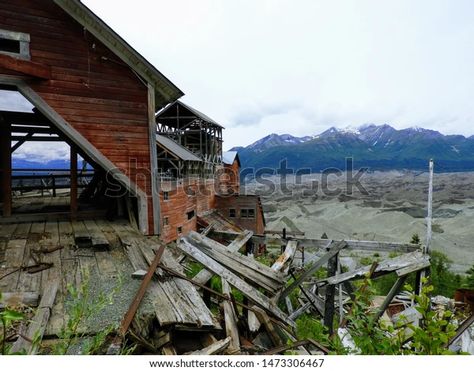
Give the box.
[0,76,150,233]
[156,101,223,178]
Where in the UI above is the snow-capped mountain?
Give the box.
[234,124,474,172]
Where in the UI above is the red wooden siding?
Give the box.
[215,195,266,235]
[160,179,217,243]
[0,0,155,232]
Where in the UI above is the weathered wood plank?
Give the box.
[252,306,284,347]
[284,238,420,253]
[222,280,240,352]
[227,230,253,251]
[271,240,298,275]
[178,237,294,327]
[83,220,109,250]
[316,251,430,286]
[0,291,39,309]
[188,337,231,355]
[11,280,59,354]
[278,240,346,300]
[190,232,284,291]
[72,220,91,248]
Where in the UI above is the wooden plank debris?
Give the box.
[282,238,419,253]
[252,306,284,347]
[187,232,284,294]
[72,220,92,248]
[323,251,338,335]
[316,251,430,286]
[178,237,294,327]
[0,291,40,309]
[227,230,254,251]
[222,280,240,353]
[11,280,59,354]
[271,240,298,275]
[188,337,231,355]
[83,220,109,250]
[192,231,261,286]
[279,240,346,300]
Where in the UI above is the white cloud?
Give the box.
[13,142,70,164]
[5,1,474,153]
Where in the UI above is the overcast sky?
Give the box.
[79,0,474,150]
[2,0,473,159]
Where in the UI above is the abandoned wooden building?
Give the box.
[1,2,462,356]
[0,0,185,236]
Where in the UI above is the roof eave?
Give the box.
[53,0,184,109]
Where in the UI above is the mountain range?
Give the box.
[231,124,474,172]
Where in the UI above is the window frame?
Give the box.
[0,29,30,60]
[187,210,195,220]
[229,208,236,218]
[241,208,256,219]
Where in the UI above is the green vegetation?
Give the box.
[410,233,421,244]
[295,276,459,355]
[429,251,462,297]
[462,264,474,290]
[0,292,26,355]
[51,272,127,355]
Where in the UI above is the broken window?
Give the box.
[177,226,183,235]
[163,191,169,201]
[0,29,30,59]
[229,208,236,218]
[187,210,195,220]
[163,216,169,226]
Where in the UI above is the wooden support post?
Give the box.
[323,252,338,335]
[0,121,12,217]
[418,159,434,294]
[375,275,407,320]
[70,146,78,217]
[279,240,345,301]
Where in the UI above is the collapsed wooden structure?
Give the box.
[0,212,439,355]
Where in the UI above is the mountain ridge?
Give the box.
[232,124,474,172]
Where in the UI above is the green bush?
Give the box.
[429,251,462,297]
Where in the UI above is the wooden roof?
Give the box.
[156,100,224,129]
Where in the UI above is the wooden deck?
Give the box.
[0,218,217,340]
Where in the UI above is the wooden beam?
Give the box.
[323,252,338,335]
[271,240,298,275]
[0,54,51,80]
[0,121,12,217]
[252,306,284,347]
[273,237,419,253]
[178,237,294,326]
[0,292,40,309]
[119,244,166,337]
[11,281,59,354]
[11,136,62,142]
[70,146,78,217]
[188,337,231,355]
[222,280,240,353]
[448,312,474,347]
[375,276,408,320]
[11,133,33,153]
[316,251,430,287]
[148,83,160,235]
[278,240,346,301]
